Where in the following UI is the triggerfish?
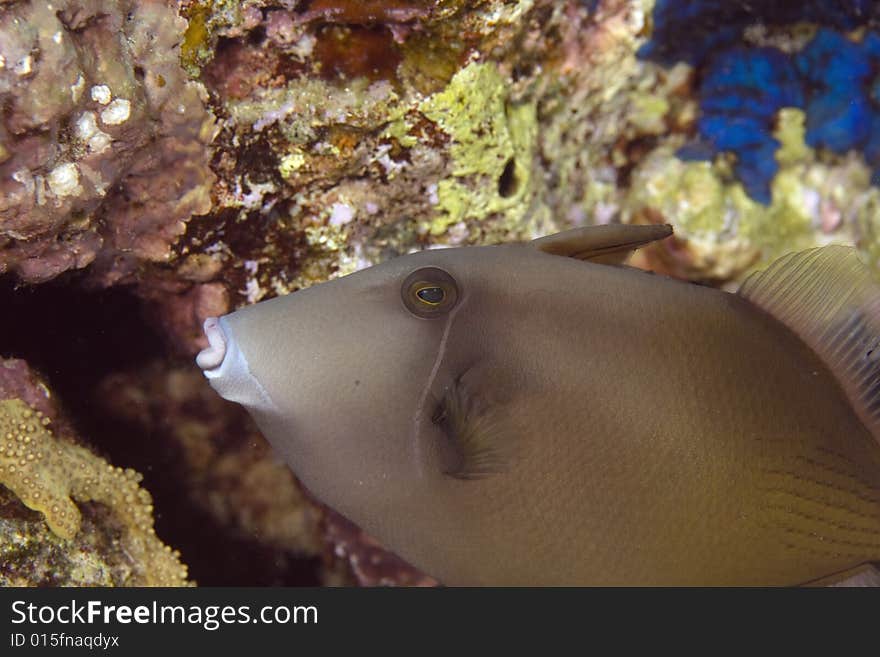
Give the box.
[196,224,880,585]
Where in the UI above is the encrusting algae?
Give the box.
[0,398,190,586]
[417,61,539,235]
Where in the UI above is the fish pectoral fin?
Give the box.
[800,563,880,587]
[433,374,514,480]
[530,223,673,265]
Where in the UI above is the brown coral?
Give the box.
[297,0,435,25]
[0,0,216,284]
[324,512,437,586]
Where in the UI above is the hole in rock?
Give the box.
[498,157,520,198]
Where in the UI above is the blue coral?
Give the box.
[640,1,880,203]
[581,0,600,15]
[796,29,873,152]
[639,0,876,65]
[694,47,804,202]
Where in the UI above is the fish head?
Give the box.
[195,244,524,531]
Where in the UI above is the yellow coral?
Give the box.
[0,399,189,586]
[625,112,880,282]
[418,62,538,235]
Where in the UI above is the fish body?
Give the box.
[198,225,880,585]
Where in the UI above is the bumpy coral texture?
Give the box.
[0,0,216,284]
[0,399,189,586]
[0,359,190,587]
[640,1,880,204]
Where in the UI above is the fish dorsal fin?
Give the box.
[739,245,880,444]
[531,224,673,265]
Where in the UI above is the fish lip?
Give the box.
[196,317,227,374]
[194,315,277,411]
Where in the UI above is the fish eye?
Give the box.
[402,267,459,318]
[416,286,445,305]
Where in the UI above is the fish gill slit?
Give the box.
[411,305,462,473]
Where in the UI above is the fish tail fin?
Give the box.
[739,245,880,446]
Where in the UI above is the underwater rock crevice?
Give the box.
[0,277,330,584]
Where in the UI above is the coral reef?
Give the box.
[0,0,216,284]
[177,0,562,324]
[324,514,437,587]
[640,2,880,204]
[639,0,876,65]
[417,62,538,235]
[5,0,880,586]
[624,107,880,282]
[0,359,189,586]
[0,359,56,420]
[3,0,660,348]
[678,46,802,203]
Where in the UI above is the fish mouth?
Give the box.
[194,315,276,411]
[196,317,228,376]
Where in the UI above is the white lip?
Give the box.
[195,315,276,411]
[196,317,227,372]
